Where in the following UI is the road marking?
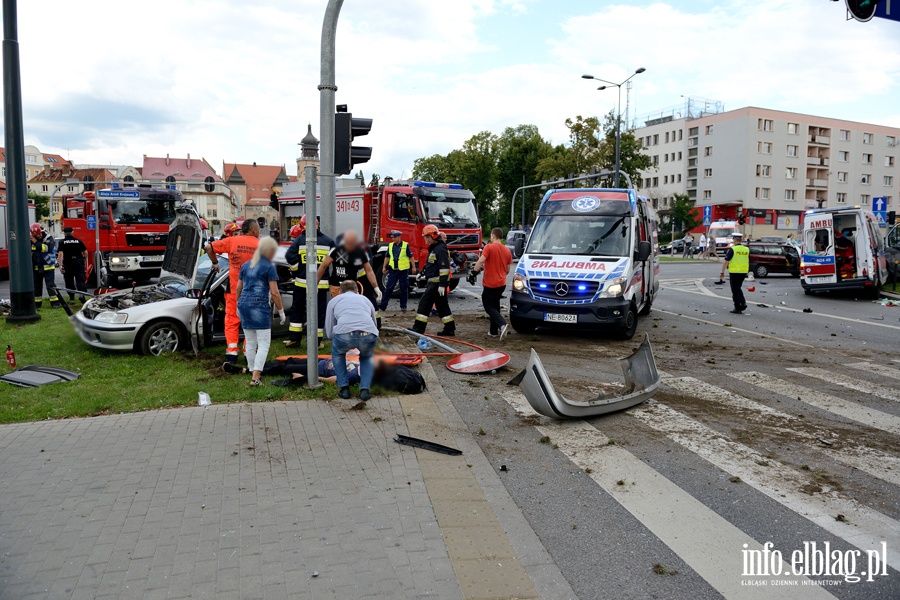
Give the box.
[665,376,900,486]
[730,371,900,437]
[654,308,815,348]
[499,391,836,599]
[847,361,900,381]
[631,401,900,572]
[661,277,721,298]
[789,367,900,403]
[453,285,481,300]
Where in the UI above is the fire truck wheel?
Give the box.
[139,320,184,356]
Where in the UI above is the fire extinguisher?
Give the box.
[6,345,15,369]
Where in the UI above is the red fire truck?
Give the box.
[0,199,36,278]
[278,178,483,290]
[62,186,182,287]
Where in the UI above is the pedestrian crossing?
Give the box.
[501,360,900,598]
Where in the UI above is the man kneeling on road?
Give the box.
[326,280,379,401]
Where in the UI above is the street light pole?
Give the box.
[318,0,344,239]
[3,0,39,323]
[581,68,646,190]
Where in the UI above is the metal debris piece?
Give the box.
[394,434,462,456]
[816,438,834,446]
[511,334,660,419]
[0,365,81,388]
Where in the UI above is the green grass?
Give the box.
[0,307,335,424]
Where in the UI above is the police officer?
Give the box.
[412,225,454,336]
[380,230,416,313]
[30,223,60,308]
[284,215,334,348]
[57,226,88,302]
[723,231,749,314]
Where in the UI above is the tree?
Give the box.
[28,190,50,220]
[496,125,551,228]
[536,115,602,181]
[668,193,701,236]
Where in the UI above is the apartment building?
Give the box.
[636,107,900,236]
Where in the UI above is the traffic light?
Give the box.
[846,0,882,22]
[888,210,896,225]
[269,192,279,210]
[334,109,373,175]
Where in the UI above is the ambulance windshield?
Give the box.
[708,226,734,239]
[527,215,630,257]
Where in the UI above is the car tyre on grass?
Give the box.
[138,320,184,356]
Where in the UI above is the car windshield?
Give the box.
[419,196,479,227]
[112,200,177,225]
[527,215,630,257]
[158,254,228,292]
[708,227,734,239]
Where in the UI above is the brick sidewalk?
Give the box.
[0,399,461,600]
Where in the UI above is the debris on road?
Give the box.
[816,438,834,446]
[198,392,211,406]
[394,434,462,456]
[803,308,813,313]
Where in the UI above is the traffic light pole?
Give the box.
[304,165,321,389]
[318,0,344,239]
[3,0,39,324]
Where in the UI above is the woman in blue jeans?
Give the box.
[325,280,379,400]
[235,237,285,386]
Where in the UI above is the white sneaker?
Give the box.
[499,324,509,341]
[487,332,499,338]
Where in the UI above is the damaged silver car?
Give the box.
[72,206,293,356]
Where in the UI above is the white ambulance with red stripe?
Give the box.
[509,188,659,339]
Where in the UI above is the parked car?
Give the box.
[660,238,701,255]
[747,242,800,278]
[506,229,527,259]
[71,205,293,356]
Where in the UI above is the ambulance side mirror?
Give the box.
[514,238,525,257]
[636,240,651,262]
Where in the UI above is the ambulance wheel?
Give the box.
[754,264,768,278]
[510,316,537,334]
[616,303,638,340]
[139,320,184,356]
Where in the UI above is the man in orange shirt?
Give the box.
[205,219,260,365]
[471,227,513,340]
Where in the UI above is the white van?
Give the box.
[800,206,888,298]
[509,188,659,339]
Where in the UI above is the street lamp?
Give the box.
[582,68,646,188]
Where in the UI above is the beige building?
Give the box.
[0,144,72,184]
[635,106,900,236]
[223,162,291,230]
[27,166,116,235]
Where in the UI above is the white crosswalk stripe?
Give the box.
[730,371,900,436]
[789,367,900,403]
[847,361,900,382]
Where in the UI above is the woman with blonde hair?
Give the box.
[234,236,285,386]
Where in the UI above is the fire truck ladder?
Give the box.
[368,195,380,245]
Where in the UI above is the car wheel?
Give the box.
[616,303,638,340]
[754,264,768,278]
[510,316,537,334]
[139,320,183,356]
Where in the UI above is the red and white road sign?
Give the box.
[446,350,510,374]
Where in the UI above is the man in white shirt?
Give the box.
[325,280,379,400]
[699,233,708,259]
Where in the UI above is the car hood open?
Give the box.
[160,205,204,285]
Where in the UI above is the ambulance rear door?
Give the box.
[802,214,836,285]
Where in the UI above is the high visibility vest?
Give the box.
[387,241,411,270]
[728,244,750,273]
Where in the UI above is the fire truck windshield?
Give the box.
[419,196,479,227]
[112,200,177,225]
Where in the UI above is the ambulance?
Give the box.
[706,219,740,257]
[800,206,888,298]
[509,188,659,339]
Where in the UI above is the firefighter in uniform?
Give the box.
[57,226,88,302]
[316,230,381,324]
[206,219,260,365]
[412,225,454,336]
[379,230,416,312]
[284,216,334,348]
[723,231,749,314]
[30,223,60,308]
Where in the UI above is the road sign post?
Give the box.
[873,196,888,228]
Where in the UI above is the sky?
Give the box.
[5,0,900,179]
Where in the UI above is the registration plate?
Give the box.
[807,276,834,283]
[544,313,577,323]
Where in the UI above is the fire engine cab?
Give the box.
[278,178,483,290]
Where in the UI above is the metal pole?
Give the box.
[614,85,622,188]
[304,165,321,388]
[509,188,519,230]
[521,174,526,229]
[3,0,38,323]
[318,0,344,239]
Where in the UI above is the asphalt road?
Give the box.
[397,259,900,600]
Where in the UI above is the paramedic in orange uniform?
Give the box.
[205,219,260,365]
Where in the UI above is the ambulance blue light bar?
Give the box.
[414,180,463,189]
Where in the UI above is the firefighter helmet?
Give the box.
[300,214,319,229]
[223,222,239,237]
[30,223,43,237]
[422,224,440,239]
[289,224,303,239]
[199,218,209,230]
